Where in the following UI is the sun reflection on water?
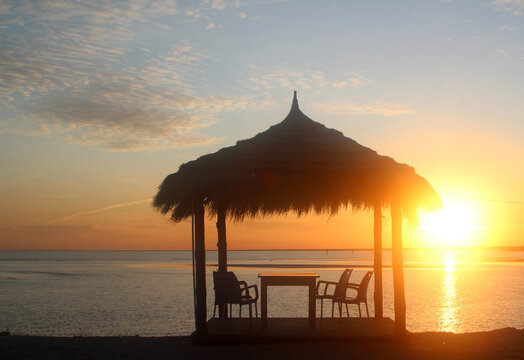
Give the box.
[438,251,461,332]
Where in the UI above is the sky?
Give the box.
[1,0,523,250]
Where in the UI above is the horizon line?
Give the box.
[1,246,523,251]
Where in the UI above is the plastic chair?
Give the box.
[332,271,374,318]
[315,268,353,318]
[213,271,258,319]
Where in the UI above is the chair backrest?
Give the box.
[213,271,242,304]
[333,268,352,300]
[355,271,374,302]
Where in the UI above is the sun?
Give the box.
[418,198,481,247]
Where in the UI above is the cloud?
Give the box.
[332,82,348,89]
[0,2,259,151]
[246,67,331,91]
[0,1,181,102]
[345,72,375,88]
[40,199,152,225]
[492,0,524,14]
[212,0,228,10]
[2,37,245,150]
[245,67,376,95]
[206,23,216,29]
[313,100,414,116]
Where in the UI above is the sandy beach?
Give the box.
[1,328,522,360]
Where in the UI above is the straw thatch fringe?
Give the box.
[153,93,441,224]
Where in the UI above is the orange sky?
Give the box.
[1,1,523,250]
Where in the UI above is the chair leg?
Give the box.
[345,303,349,318]
[338,303,343,318]
[358,304,362,318]
[365,302,369,317]
[249,303,253,318]
[332,302,335,317]
[320,299,323,319]
[255,302,258,318]
[213,304,217,318]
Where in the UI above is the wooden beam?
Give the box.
[391,201,406,335]
[216,204,228,319]
[193,198,207,337]
[216,204,227,273]
[373,203,383,319]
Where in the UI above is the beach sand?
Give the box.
[1,328,522,360]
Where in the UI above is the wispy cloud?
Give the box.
[492,0,524,14]
[240,65,408,118]
[40,199,153,225]
[2,38,241,150]
[246,67,333,91]
[313,100,414,116]
[331,82,348,89]
[0,2,255,151]
[345,72,375,88]
[211,0,228,10]
[245,67,375,92]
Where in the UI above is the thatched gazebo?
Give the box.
[154,92,441,337]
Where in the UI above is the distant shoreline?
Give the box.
[1,246,523,252]
[129,258,524,270]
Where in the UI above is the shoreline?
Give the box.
[1,328,522,360]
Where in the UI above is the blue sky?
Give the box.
[1,0,523,249]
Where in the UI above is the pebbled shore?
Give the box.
[1,328,522,360]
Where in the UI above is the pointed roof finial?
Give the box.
[291,90,299,111]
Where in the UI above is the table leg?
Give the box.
[261,281,267,331]
[309,281,316,330]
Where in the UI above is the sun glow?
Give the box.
[444,253,455,272]
[419,198,481,247]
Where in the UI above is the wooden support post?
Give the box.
[216,205,227,273]
[216,204,228,318]
[391,201,406,335]
[373,203,383,319]
[193,198,207,338]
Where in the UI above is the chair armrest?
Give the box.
[316,280,338,296]
[321,281,339,286]
[344,285,358,296]
[247,284,259,300]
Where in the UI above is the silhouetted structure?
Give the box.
[154,92,441,338]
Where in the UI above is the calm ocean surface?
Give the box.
[1,250,523,336]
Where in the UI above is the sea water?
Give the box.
[1,250,523,336]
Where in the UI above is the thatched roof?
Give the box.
[154,92,441,223]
